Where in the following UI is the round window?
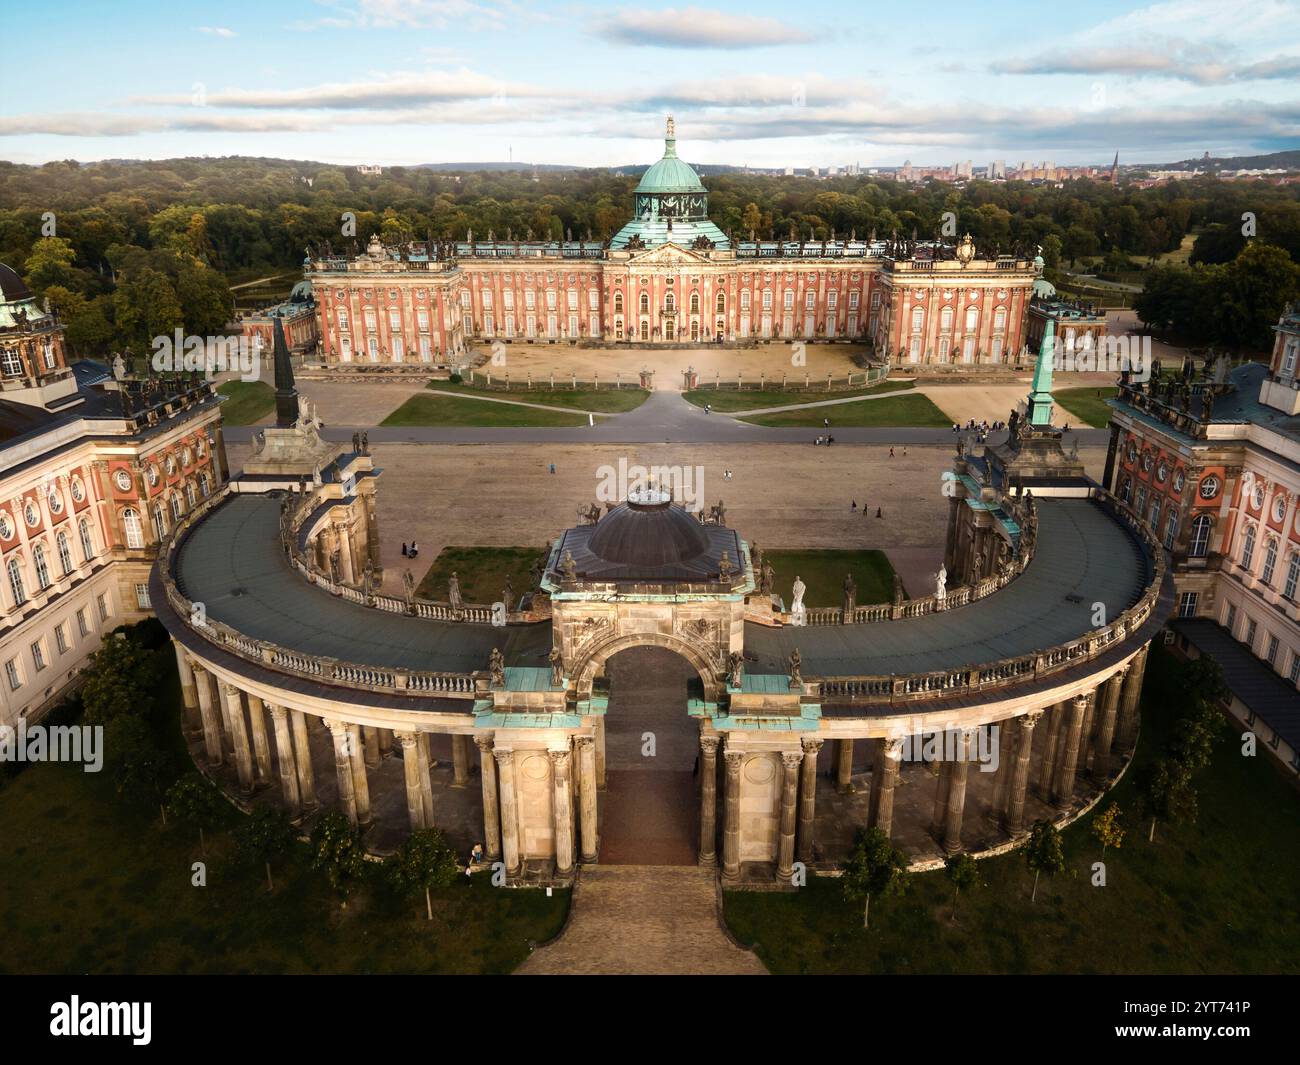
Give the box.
[24,501,39,527]
[1199,476,1221,500]
[114,469,133,493]
[0,513,13,539]
[70,477,84,502]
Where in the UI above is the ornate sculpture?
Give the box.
[361,560,376,597]
[728,651,744,689]
[402,568,416,604]
[788,648,802,689]
[561,550,577,580]
[489,647,505,688]
[842,572,857,615]
[448,572,463,610]
[548,647,564,687]
[578,502,601,525]
[502,575,514,611]
[718,549,733,579]
[935,564,947,600]
[892,574,904,607]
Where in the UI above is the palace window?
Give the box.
[152,504,167,542]
[364,309,377,331]
[5,658,19,691]
[1224,603,1237,635]
[1285,553,1300,599]
[640,293,649,314]
[388,309,401,330]
[199,473,211,498]
[1263,538,1278,585]
[122,508,144,549]
[912,307,924,330]
[31,640,45,672]
[482,291,493,308]
[849,292,859,309]
[762,291,772,309]
[740,292,751,310]
[1148,498,1161,530]
[827,292,837,309]
[1266,634,1280,666]
[185,481,197,507]
[7,558,25,606]
[1242,524,1256,569]
[170,494,184,523]
[964,307,978,331]
[32,545,50,590]
[56,530,72,575]
[690,293,700,314]
[941,307,953,330]
[546,290,557,310]
[567,291,578,311]
[1245,618,1257,651]
[784,292,795,310]
[1189,514,1211,557]
[337,309,349,330]
[1163,511,1178,550]
[1177,591,1199,618]
[614,293,624,314]
[55,623,68,655]
[503,290,514,309]
[1,348,22,376]
[715,293,725,313]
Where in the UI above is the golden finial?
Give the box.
[666,114,675,140]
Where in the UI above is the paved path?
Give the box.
[727,387,914,416]
[515,866,767,975]
[423,388,612,416]
[226,389,1109,448]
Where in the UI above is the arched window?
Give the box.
[1285,552,1300,599]
[639,292,649,314]
[1242,524,1256,569]
[664,293,675,312]
[32,545,50,590]
[690,293,699,314]
[1262,537,1278,585]
[1189,514,1211,557]
[911,307,923,330]
[122,508,143,549]
[185,481,197,507]
[199,473,211,498]
[170,494,183,523]
[78,517,95,561]
[994,307,1007,331]
[7,557,25,606]
[1148,498,1161,530]
[1163,511,1178,551]
[940,307,953,330]
[56,530,72,575]
[715,292,725,313]
[613,292,623,314]
[152,504,167,542]
[964,307,978,331]
[1120,477,1132,503]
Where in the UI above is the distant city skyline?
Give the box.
[3,0,1299,169]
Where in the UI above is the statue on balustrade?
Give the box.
[728,651,744,689]
[448,572,463,611]
[489,647,505,688]
[788,648,803,689]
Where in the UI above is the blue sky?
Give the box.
[2,0,1297,168]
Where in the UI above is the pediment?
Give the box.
[626,242,710,265]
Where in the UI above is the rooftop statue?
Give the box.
[489,647,505,688]
[935,565,947,600]
[448,572,463,610]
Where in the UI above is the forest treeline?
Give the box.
[0,155,1297,355]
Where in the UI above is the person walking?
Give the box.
[401,542,408,557]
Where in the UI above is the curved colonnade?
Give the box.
[154,485,1171,881]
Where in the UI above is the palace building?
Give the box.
[1104,306,1300,778]
[305,120,1041,368]
[153,328,1168,881]
[0,263,228,729]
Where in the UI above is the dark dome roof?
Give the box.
[0,264,32,303]
[587,497,710,568]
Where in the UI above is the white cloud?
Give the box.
[196,26,237,39]
[595,7,814,49]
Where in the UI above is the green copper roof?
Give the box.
[634,117,706,194]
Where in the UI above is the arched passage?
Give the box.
[596,645,704,866]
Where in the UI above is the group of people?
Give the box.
[400,541,420,558]
[813,434,836,445]
[850,501,884,518]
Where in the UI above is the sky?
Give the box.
[2,0,1298,169]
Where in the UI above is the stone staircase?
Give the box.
[515,865,767,975]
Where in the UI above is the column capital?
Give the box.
[266,703,286,720]
[326,719,349,737]
[575,735,594,753]
[700,735,720,755]
[493,747,514,767]
[549,748,572,771]
[190,661,206,676]
[220,681,240,697]
[781,750,804,770]
[800,736,824,754]
[1021,711,1043,730]
[475,731,496,753]
[1072,692,1091,711]
[723,750,743,769]
[882,736,904,759]
[394,730,417,747]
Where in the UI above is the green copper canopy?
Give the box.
[1027,317,1056,426]
[634,116,707,195]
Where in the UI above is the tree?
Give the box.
[1024,820,1065,902]
[944,852,979,922]
[165,774,223,855]
[235,806,297,892]
[841,827,909,928]
[740,202,762,236]
[1215,242,1300,351]
[309,811,367,904]
[103,715,173,816]
[79,633,161,725]
[1143,757,1198,841]
[22,236,77,292]
[1091,803,1125,856]
[386,828,460,920]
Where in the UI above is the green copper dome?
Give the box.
[635,118,706,194]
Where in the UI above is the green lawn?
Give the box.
[1054,386,1119,429]
[0,625,568,975]
[762,549,899,607]
[381,393,601,428]
[432,381,649,413]
[216,380,275,425]
[723,646,1300,974]
[415,545,549,605]
[683,379,910,412]
[739,393,951,428]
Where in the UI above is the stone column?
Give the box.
[246,694,273,787]
[868,738,903,837]
[942,730,972,854]
[551,747,575,876]
[698,735,719,866]
[834,738,854,793]
[476,733,501,861]
[989,720,1018,824]
[1005,712,1041,837]
[1079,697,1097,773]
[797,737,822,864]
[1091,666,1127,779]
[1053,693,1090,810]
[451,733,471,787]
[416,733,434,827]
[336,522,356,585]
[221,683,254,793]
[494,748,521,877]
[192,665,223,767]
[594,717,607,789]
[1035,701,1064,800]
[1116,645,1149,751]
[777,751,801,881]
[291,710,317,807]
[362,726,382,769]
[347,723,372,826]
[173,640,199,729]
[380,728,396,758]
[577,736,598,863]
[929,758,952,840]
[721,750,743,883]
[328,722,358,825]
[397,732,426,831]
[268,705,301,816]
